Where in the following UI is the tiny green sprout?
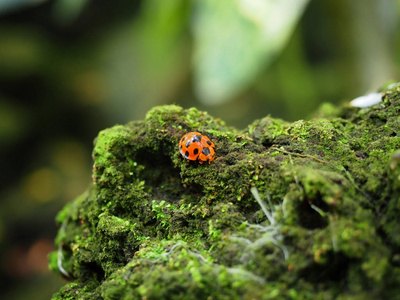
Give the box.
[151,200,176,229]
[238,222,248,231]
[193,229,204,237]
[310,204,326,217]
[248,124,256,134]
[208,219,222,239]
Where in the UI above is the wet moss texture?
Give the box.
[50,87,400,299]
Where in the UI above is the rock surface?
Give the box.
[49,87,400,299]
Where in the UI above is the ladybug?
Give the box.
[179,132,216,164]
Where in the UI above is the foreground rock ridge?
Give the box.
[50,88,400,299]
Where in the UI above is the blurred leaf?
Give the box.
[192,0,310,105]
[0,99,28,145]
[0,0,48,15]
[23,168,61,203]
[0,27,49,78]
[52,0,89,26]
[101,0,190,121]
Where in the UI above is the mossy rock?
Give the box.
[49,87,400,299]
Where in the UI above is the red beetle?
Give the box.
[179,132,216,164]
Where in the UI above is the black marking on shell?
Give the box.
[193,135,202,142]
[185,151,189,158]
[206,140,212,146]
[193,148,199,155]
[186,141,191,147]
[202,147,210,155]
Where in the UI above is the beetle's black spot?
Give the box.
[206,140,212,146]
[186,141,191,147]
[182,137,186,142]
[193,135,202,142]
[185,151,189,158]
[202,147,210,155]
[193,148,199,155]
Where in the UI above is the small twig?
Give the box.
[226,267,266,285]
[58,245,71,278]
[250,187,275,226]
[57,222,71,278]
[271,146,371,199]
[271,146,329,165]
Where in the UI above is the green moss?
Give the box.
[50,85,400,299]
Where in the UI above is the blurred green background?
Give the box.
[0,0,399,299]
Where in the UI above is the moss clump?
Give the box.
[50,87,400,299]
